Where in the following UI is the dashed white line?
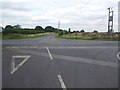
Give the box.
[11,55,30,74]
[117,52,120,60]
[58,75,67,90]
[46,47,53,60]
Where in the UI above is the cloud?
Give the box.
[2,2,31,11]
[1,0,119,32]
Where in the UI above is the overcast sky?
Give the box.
[0,0,119,32]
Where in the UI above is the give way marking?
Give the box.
[11,55,31,74]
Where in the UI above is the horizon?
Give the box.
[0,25,119,33]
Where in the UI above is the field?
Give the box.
[57,33,120,41]
[2,33,50,39]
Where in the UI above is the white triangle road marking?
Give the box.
[11,55,31,74]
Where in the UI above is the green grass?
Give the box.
[2,33,49,40]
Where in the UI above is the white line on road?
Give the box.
[46,47,53,60]
[117,52,120,60]
[11,48,118,68]
[4,46,117,49]
[58,75,67,90]
[11,55,30,74]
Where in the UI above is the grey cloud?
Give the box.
[2,2,31,11]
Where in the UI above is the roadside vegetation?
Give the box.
[1,24,119,41]
[2,33,49,40]
[57,30,120,41]
[2,24,68,40]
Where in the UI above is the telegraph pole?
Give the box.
[108,7,114,34]
[58,21,60,29]
[57,21,60,34]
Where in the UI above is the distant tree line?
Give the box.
[3,24,106,36]
[3,25,44,34]
[3,24,72,36]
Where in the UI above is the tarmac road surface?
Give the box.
[2,34,118,88]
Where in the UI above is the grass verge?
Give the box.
[56,34,119,41]
[2,33,49,40]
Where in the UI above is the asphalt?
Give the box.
[2,34,119,88]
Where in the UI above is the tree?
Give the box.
[35,26,44,31]
[0,27,3,32]
[68,28,71,33]
[80,30,85,33]
[13,24,21,29]
[64,30,69,34]
[3,25,14,34]
[58,30,63,36]
[45,26,56,32]
[93,30,98,33]
[73,30,77,33]
[4,25,13,31]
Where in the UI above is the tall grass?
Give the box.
[57,33,119,41]
[2,33,49,39]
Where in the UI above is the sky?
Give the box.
[0,0,119,32]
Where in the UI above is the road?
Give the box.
[2,34,118,88]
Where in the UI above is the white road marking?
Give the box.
[11,49,118,68]
[4,46,117,49]
[58,75,67,90]
[46,47,53,60]
[117,52,120,60]
[11,55,30,74]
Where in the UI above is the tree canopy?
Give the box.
[13,24,21,29]
[93,30,98,33]
[35,26,44,31]
[4,25,13,31]
[80,30,85,33]
[45,26,57,32]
